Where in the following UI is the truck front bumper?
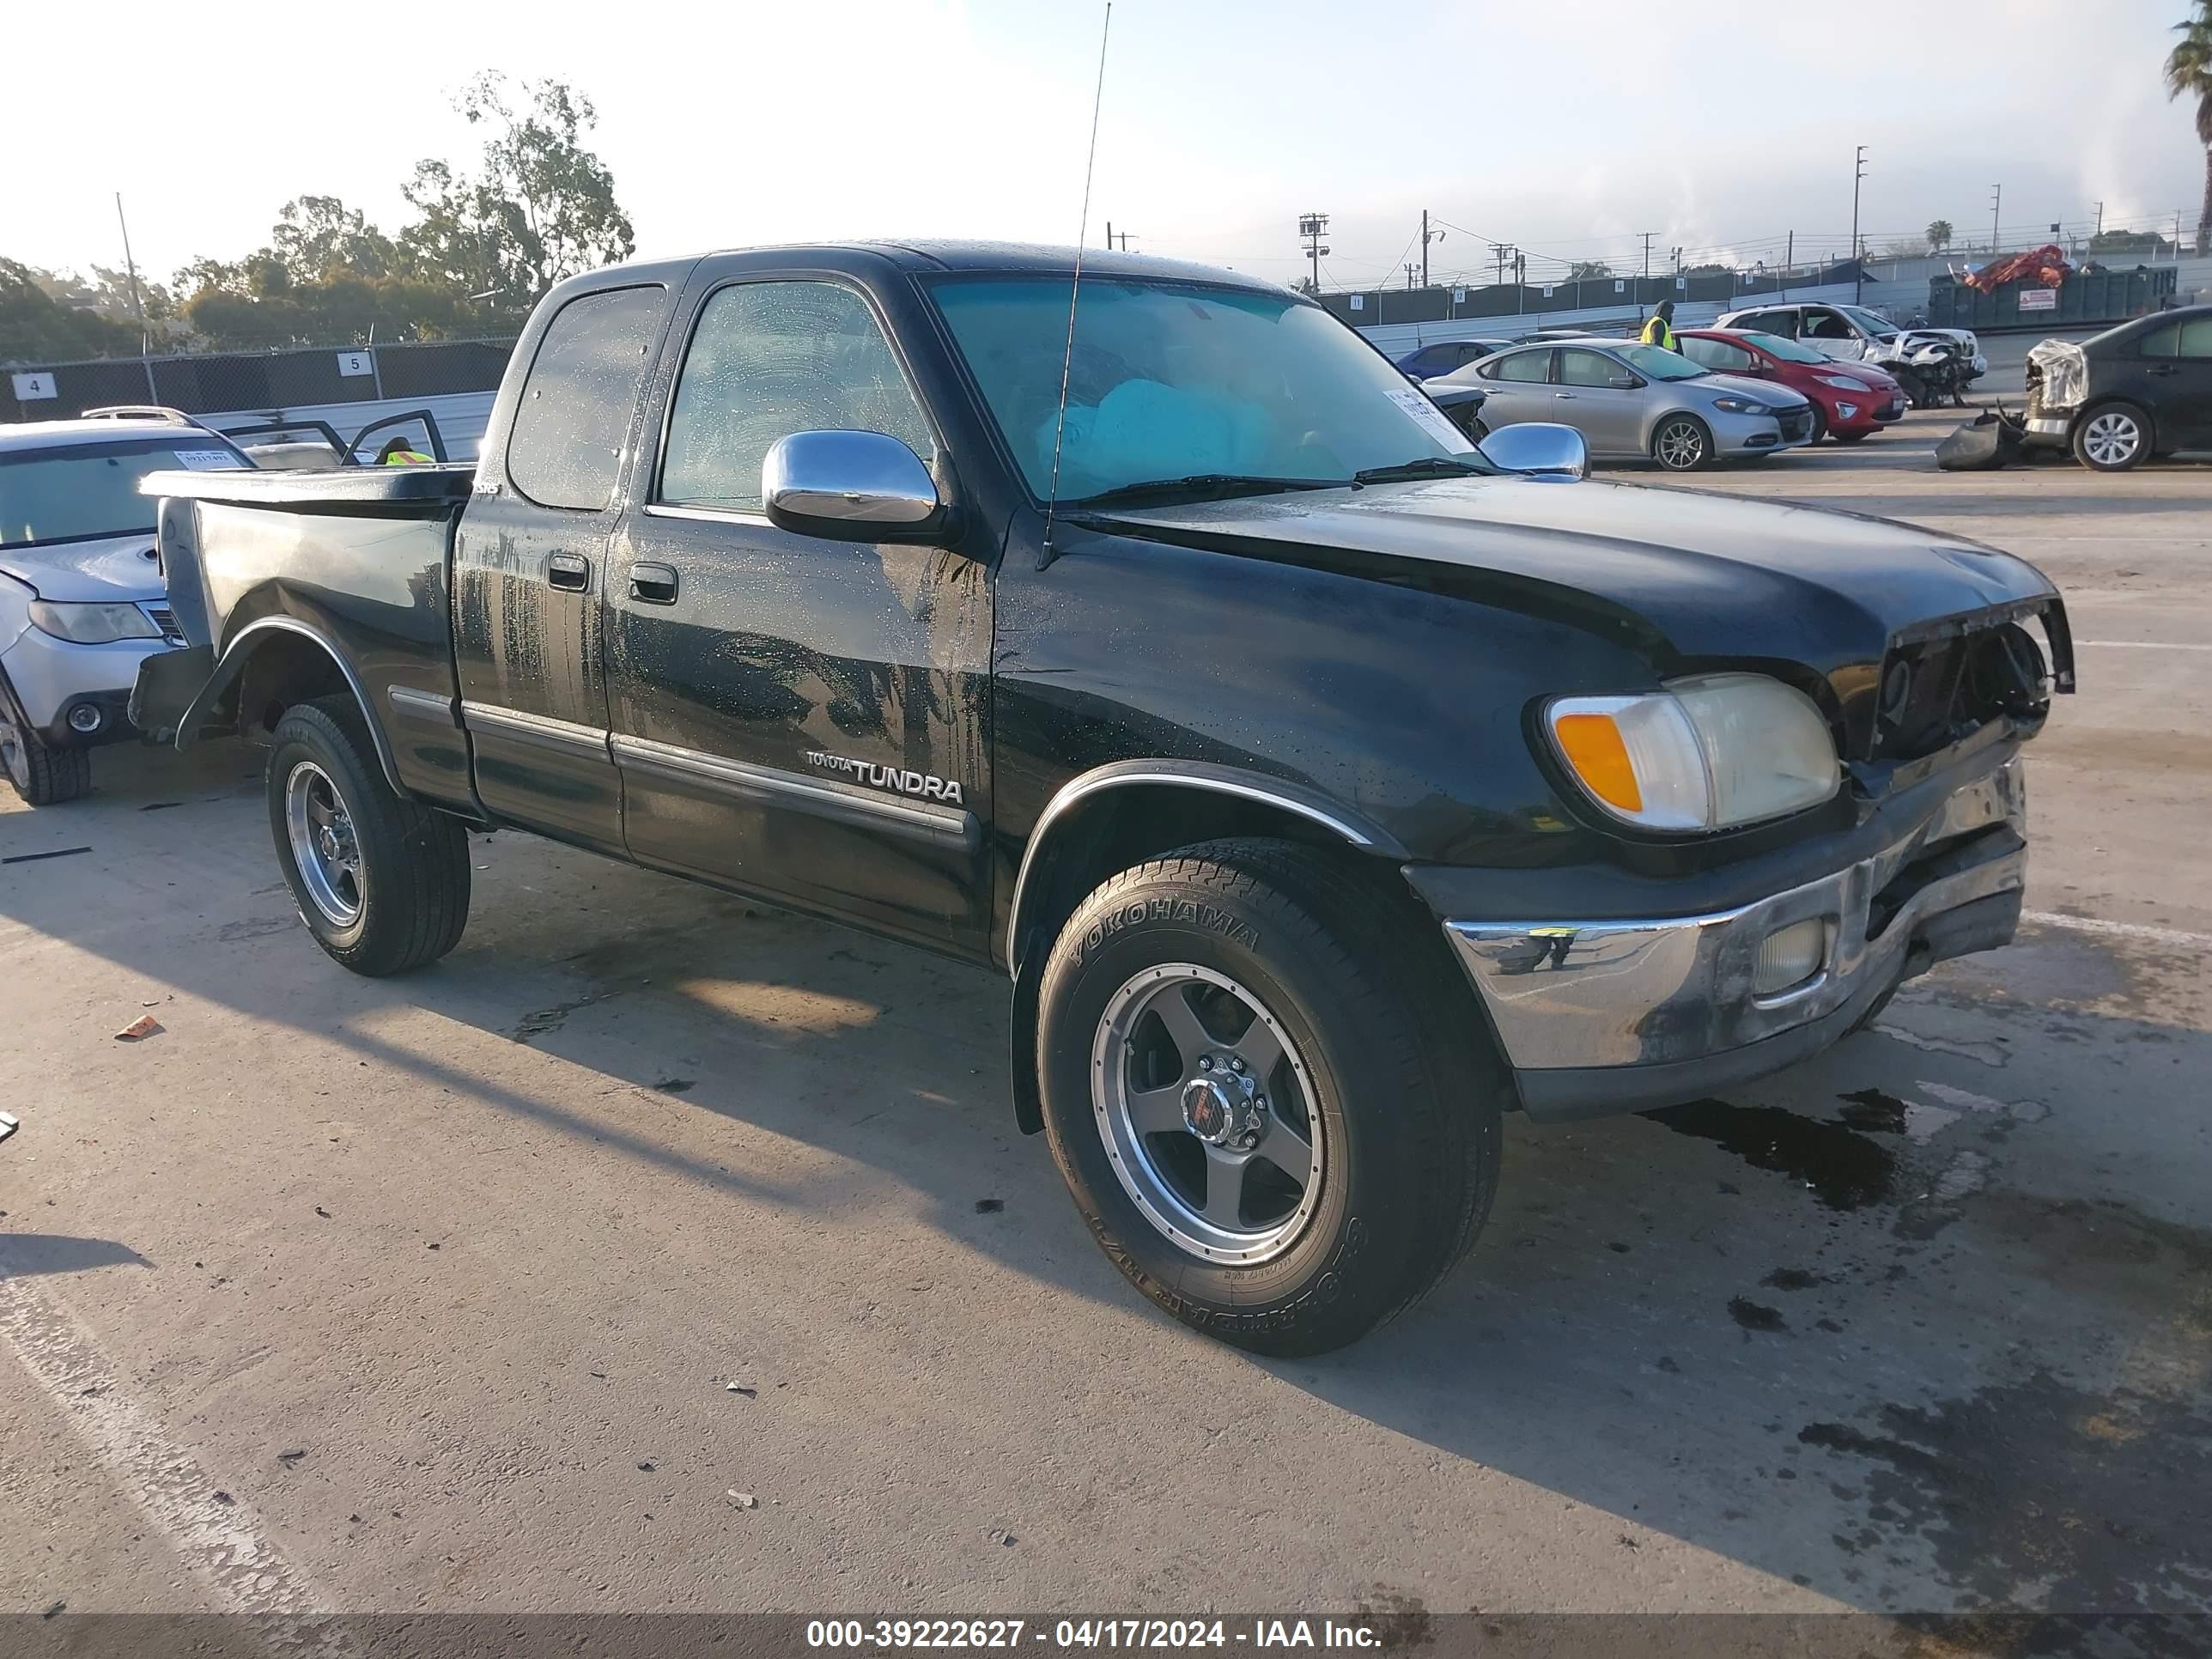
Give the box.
[1443,758,2026,1121]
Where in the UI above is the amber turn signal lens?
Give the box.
[1553,713,1643,812]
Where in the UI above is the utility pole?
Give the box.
[1850,144,1867,302]
[113,191,149,357]
[2094,201,2105,239]
[1420,210,1429,287]
[1640,232,1655,319]
[1990,184,2002,254]
[1404,263,1418,290]
[1783,230,1793,301]
[1297,212,1330,295]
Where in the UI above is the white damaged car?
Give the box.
[1,416,251,804]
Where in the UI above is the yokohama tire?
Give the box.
[1036,839,1503,1355]
[265,696,471,975]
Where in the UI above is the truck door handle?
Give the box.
[2148,363,2177,376]
[546,553,591,592]
[1553,392,1577,399]
[629,562,680,605]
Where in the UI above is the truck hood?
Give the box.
[1083,473,2063,757]
[0,534,165,603]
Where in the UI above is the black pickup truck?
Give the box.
[133,243,2072,1354]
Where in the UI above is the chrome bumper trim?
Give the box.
[1445,758,2025,1072]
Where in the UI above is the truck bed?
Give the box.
[131,467,477,811]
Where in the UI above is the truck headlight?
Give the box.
[27,599,161,644]
[1545,673,1840,832]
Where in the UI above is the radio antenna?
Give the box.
[1039,1,1113,569]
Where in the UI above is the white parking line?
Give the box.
[0,1271,342,1629]
[2073,641,2212,651]
[2021,909,2212,951]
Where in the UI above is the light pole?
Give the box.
[1990,185,2002,255]
[1850,145,1867,302]
[1297,213,1330,295]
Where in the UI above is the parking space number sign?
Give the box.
[337,351,374,377]
[12,372,58,401]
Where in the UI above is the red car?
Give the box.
[1674,328,1908,443]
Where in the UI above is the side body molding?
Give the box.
[178,616,409,798]
[1004,758,1410,977]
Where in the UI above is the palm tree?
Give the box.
[2169,2,2212,255]
[1925,219,1954,253]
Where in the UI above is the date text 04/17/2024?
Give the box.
[804,1620,1382,1650]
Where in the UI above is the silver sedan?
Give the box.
[1427,337,1817,471]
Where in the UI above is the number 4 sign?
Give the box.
[11,372,58,401]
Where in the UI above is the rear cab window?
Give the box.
[505,284,670,510]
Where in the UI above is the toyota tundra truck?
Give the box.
[131,242,2073,1354]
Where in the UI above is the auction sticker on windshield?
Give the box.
[1385,387,1474,452]
[172,449,246,470]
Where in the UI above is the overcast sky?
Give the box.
[14,0,2204,292]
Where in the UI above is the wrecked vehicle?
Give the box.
[2024,304,2212,471]
[132,244,2074,1354]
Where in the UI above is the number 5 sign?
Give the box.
[337,351,374,377]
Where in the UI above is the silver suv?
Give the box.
[0,415,250,803]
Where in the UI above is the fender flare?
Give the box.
[999,760,1410,1136]
[1003,758,1409,980]
[179,615,409,798]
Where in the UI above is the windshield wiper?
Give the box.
[1067,473,1340,509]
[1351,456,1489,485]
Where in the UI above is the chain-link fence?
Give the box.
[1316,259,1867,330]
[3,337,516,424]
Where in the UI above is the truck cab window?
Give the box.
[504,284,668,511]
[659,282,936,513]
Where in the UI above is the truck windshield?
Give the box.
[0,437,246,549]
[927,276,1485,503]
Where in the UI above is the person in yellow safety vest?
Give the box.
[1640,300,1678,351]
[376,436,433,465]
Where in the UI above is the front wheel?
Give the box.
[2073,403,2150,472]
[1036,841,1503,1355]
[1832,430,1872,445]
[0,713,90,806]
[1651,413,1713,471]
[266,696,471,975]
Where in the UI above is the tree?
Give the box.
[2168,3,2212,254]
[1925,219,1954,253]
[396,74,635,314]
[1,258,143,362]
[1567,260,1613,281]
[270,196,398,283]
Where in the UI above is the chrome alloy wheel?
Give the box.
[2081,410,2142,468]
[1091,963,1325,1265]
[284,760,362,926]
[1654,417,1707,470]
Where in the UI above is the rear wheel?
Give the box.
[1036,840,1503,1355]
[1651,413,1713,471]
[2073,403,2149,472]
[266,696,470,975]
[0,711,90,806]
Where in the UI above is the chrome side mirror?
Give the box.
[1478,422,1589,481]
[762,430,947,543]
